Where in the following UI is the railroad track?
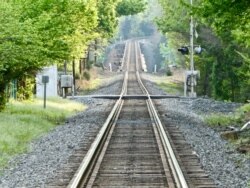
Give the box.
[48,40,216,188]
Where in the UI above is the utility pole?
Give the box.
[72,58,76,94]
[190,0,195,97]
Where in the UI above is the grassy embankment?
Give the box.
[143,73,183,95]
[76,78,101,94]
[204,103,250,154]
[0,98,85,170]
[76,68,107,95]
[157,82,183,95]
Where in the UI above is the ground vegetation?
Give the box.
[0,98,85,169]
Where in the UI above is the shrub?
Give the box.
[166,69,172,76]
[83,71,91,81]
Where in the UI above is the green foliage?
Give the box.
[204,114,241,127]
[0,86,7,111]
[0,0,99,110]
[16,77,35,101]
[194,0,250,48]
[117,0,147,16]
[156,0,189,33]
[0,98,85,169]
[97,0,120,38]
[166,69,172,76]
[157,82,183,95]
[193,0,250,101]
[156,0,250,102]
[205,103,250,127]
[238,104,250,113]
[236,103,250,122]
[0,0,148,111]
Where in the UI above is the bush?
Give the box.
[17,77,35,101]
[83,71,91,81]
[166,69,172,76]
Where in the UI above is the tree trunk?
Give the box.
[0,82,7,111]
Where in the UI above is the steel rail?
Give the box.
[135,41,189,188]
[120,41,128,69]
[67,42,130,188]
[68,40,189,188]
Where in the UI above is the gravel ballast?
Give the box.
[144,78,250,188]
[157,99,249,188]
[0,71,249,188]
[0,72,122,188]
[0,98,116,188]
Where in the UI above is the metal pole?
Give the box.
[72,58,76,94]
[44,83,47,109]
[190,0,195,97]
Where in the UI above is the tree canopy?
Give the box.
[194,0,250,48]
[116,0,147,16]
[156,0,250,101]
[0,0,147,110]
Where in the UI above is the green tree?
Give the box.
[0,0,147,110]
[97,0,120,38]
[156,0,250,101]
[116,0,147,16]
[193,0,250,101]
[194,0,250,47]
[0,0,98,110]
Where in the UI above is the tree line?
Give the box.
[0,0,146,110]
[156,0,250,102]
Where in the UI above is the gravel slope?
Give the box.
[144,78,250,188]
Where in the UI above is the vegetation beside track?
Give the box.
[0,98,85,170]
[204,104,250,155]
[204,104,250,127]
[76,67,123,95]
[157,82,183,95]
[142,71,184,96]
[76,78,101,95]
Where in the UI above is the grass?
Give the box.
[76,77,101,95]
[204,103,250,127]
[157,82,183,95]
[204,113,242,127]
[142,68,184,95]
[0,97,85,169]
[204,103,250,155]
